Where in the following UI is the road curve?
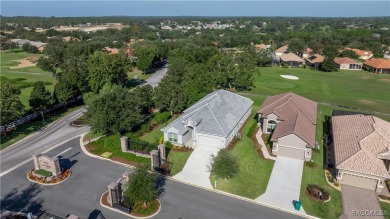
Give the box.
[0,107,90,173]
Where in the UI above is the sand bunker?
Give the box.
[9,57,38,69]
[280,75,299,80]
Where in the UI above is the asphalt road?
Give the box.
[0,138,304,219]
[144,67,168,88]
[0,108,90,174]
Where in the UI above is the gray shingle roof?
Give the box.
[162,90,253,137]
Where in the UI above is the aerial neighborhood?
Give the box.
[1,2,390,219]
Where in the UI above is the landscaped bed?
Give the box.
[306,184,330,202]
[101,192,161,218]
[27,169,71,185]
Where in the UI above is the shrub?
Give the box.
[158,136,164,144]
[246,122,257,138]
[35,169,53,177]
[165,141,173,148]
[128,138,158,153]
[306,160,316,168]
[150,112,171,127]
[333,182,339,187]
[211,150,240,183]
[140,123,152,135]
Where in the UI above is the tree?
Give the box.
[288,38,305,55]
[37,42,65,77]
[85,86,143,134]
[123,167,157,208]
[341,49,359,59]
[0,82,24,134]
[54,80,78,104]
[22,43,38,53]
[61,55,90,93]
[134,42,157,73]
[132,85,154,114]
[29,81,53,112]
[210,150,239,183]
[257,51,274,67]
[320,57,338,72]
[88,51,131,93]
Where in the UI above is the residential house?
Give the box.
[363,58,390,74]
[161,90,253,149]
[257,92,317,161]
[275,45,288,56]
[255,43,271,52]
[103,47,119,55]
[344,47,373,60]
[332,114,390,193]
[302,48,313,58]
[280,52,304,67]
[304,54,324,68]
[334,57,363,70]
[11,39,47,49]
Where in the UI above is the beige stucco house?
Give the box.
[161,90,253,149]
[332,114,390,193]
[257,93,317,161]
[334,57,363,70]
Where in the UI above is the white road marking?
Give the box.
[0,136,80,177]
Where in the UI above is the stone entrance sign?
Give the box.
[32,153,61,176]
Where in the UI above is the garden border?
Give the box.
[100,192,161,219]
[26,169,72,186]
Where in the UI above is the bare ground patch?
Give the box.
[359,99,377,106]
[379,78,390,83]
[9,56,39,69]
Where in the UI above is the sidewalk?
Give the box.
[255,129,276,161]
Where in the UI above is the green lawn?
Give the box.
[246,67,390,114]
[167,149,193,176]
[86,134,151,166]
[380,202,390,219]
[127,67,151,80]
[1,52,56,108]
[210,116,274,199]
[140,116,177,144]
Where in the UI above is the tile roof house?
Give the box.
[332,114,390,192]
[302,47,313,58]
[363,58,390,74]
[334,57,362,70]
[304,54,324,69]
[161,90,253,149]
[257,93,317,161]
[280,52,305,67]
[255,43,271,51]
[275,45,288,56]
[344,47,374,60]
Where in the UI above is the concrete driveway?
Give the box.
[340,185,384,219]
[172,146,220,189]
[144,67,168,88]
[256,156,306,214]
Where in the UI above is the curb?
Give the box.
[1,108,86,153]
[80,133,317,219]
[167,176,316,219]
[99,192,161,219]
[26,170,72,186]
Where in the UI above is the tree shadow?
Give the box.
[59,159,78,169]
[155,174,166,198]
[0,183,44,214]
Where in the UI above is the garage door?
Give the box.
[277,146,305,160]
[342,174,377,190]
[197,135,223,148]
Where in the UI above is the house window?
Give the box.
[267,120,277,133]
[168,133,178,143]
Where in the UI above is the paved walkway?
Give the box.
[340,185,384,219]
[172,146,220,189]
[256,156,306,214]
[255,129,276,161]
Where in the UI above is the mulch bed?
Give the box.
[249,127,268,160]
[101,191,110,207]
[130,199,160,217]
[305,185,330,202]
[28,169,71,184]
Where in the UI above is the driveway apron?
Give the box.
[256,156,306,214]
[172,146,220,189]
